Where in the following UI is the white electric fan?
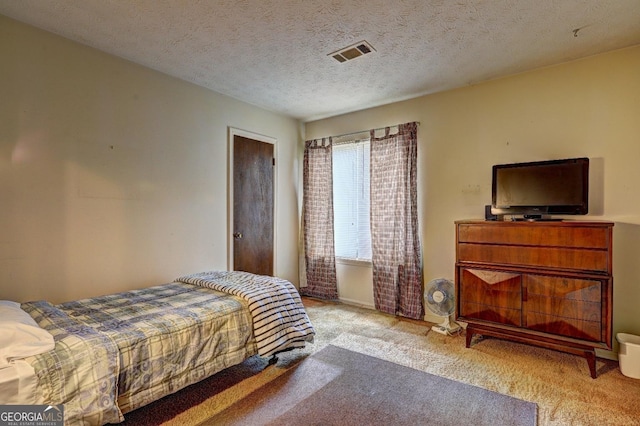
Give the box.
[424,278,461,335]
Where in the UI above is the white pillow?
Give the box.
[0,301,55,368]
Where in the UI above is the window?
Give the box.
[332,138,372,261]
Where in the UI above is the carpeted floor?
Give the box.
[121,298,640,426]
[201,344,536,425]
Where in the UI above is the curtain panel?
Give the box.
[370,122,424,319]
[301,138,338,300]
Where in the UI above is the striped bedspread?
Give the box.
[177,271,315,357]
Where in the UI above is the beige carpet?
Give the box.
[152,298,639,426]
[200,344,536,425]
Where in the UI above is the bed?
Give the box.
[0,270,315,424]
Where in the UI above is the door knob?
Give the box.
[233,232,243,239]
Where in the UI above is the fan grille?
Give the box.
[424,278,455,316]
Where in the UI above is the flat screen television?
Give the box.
[491,157,589,220]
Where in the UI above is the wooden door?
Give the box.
[232,135,274,276]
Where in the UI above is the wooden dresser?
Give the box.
[455,220,614,378]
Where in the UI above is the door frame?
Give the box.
[227,127,278,274]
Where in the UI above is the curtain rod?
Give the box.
[325,121,420,141]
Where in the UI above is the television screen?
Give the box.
[491,157,589,218]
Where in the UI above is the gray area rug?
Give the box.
[202,344,537,426]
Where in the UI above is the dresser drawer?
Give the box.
[523,274,603,341]
[459,268,521,309]
[457,223,610,249]
[458,243,610,273]
[458,268,522,327]
[460,302,522,327]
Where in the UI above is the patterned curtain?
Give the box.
[300,138,338,299]
[370,122,424,319]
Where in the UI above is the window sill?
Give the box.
[335,257,372,267]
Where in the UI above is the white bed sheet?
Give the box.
[0,360,40,404]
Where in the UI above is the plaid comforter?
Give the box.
[23,282,257,425]
[177,271,316,357]
[22,301,123,425]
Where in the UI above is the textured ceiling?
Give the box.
[1,0,640,121]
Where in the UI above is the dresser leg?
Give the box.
[465,328,474,348]
[585,350,597,379]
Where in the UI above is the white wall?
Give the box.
[0,15,302,303]
[305,45,640,359]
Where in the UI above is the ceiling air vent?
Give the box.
[329,40,375,63]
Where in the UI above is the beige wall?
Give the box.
[0,16,302,303]
[305,45,640,359]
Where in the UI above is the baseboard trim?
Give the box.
[338,297,375,310]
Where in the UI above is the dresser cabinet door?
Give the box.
[459,268,522,326]
[523,275,603,342]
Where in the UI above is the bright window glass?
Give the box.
[332,139,371,261]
